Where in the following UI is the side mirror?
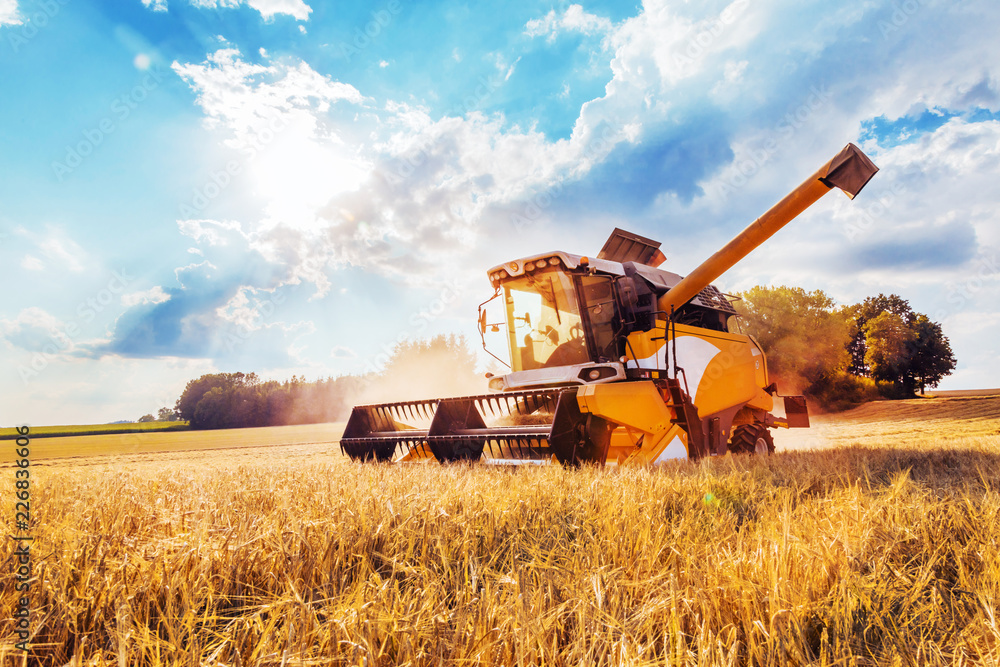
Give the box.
[618,277,638,310]
[478,308,488,335]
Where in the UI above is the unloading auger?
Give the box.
[341,143,878,464]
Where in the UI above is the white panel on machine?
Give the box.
[626,335,721,401]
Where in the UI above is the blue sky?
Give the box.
[2,0,998,425]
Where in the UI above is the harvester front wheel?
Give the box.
[728,424,774,456]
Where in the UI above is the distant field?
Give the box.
[773,391,1000,452]
[927,387,1000,397]
[0,422,345,465]
[3,394,999,665]
[0,421,190,440]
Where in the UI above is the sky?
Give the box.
[1,0,998,426]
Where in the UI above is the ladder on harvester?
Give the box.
[659,376,710,459]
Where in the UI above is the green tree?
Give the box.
[192,387,232,430]
[848,294,914,375]
[176,372,261,428]
[849,295,955,397]
[137,413,155,423]
[907,315,957,394]
[157,407,180,421]
[864,312,914,391]
[173,335,484,430]
[734,286,851,389]
[175,373,232,424]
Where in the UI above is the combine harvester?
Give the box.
[341,144,878,465]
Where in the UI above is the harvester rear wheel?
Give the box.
[728,424,774,456]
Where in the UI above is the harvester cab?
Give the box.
[341,143,879,465]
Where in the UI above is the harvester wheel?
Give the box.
[728,424,774,456]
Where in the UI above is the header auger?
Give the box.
[341,143,878,464]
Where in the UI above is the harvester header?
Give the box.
[341,143,879,465]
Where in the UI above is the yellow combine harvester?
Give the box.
[341,144,878,464]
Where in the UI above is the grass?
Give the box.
[1,395,999,666]
[0,421,190,440]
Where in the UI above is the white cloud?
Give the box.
[525,4,613,42]
[173,48,363,123]
[17,226,87,273]
[174,49,369,230]
[121,286,171,308]
[1,307,74,356]
[171,34,677,306]
[189,0,311,21]
[216,285,278,330]
[173,5,1000,296]
[42,236,86,272]
[490,53,520,82]
[178,218,245,246]
[21,255,44,271]
[331,345,356,358]
[246,0,310,21]
[173,48,598,296]
[0,0,22,26]
[174,260,218,288]
[141,0,168,12]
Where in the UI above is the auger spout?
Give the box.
[657,143,878,316]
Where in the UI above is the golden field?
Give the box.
[0,423,345,466]
[2,395,1000,666]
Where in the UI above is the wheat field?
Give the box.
[0,423,344,464]
[2,396,1000,666]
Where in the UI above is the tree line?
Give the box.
[170,335,483,430]
[734,287,955,409]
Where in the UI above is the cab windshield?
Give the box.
[505,271,589,371]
